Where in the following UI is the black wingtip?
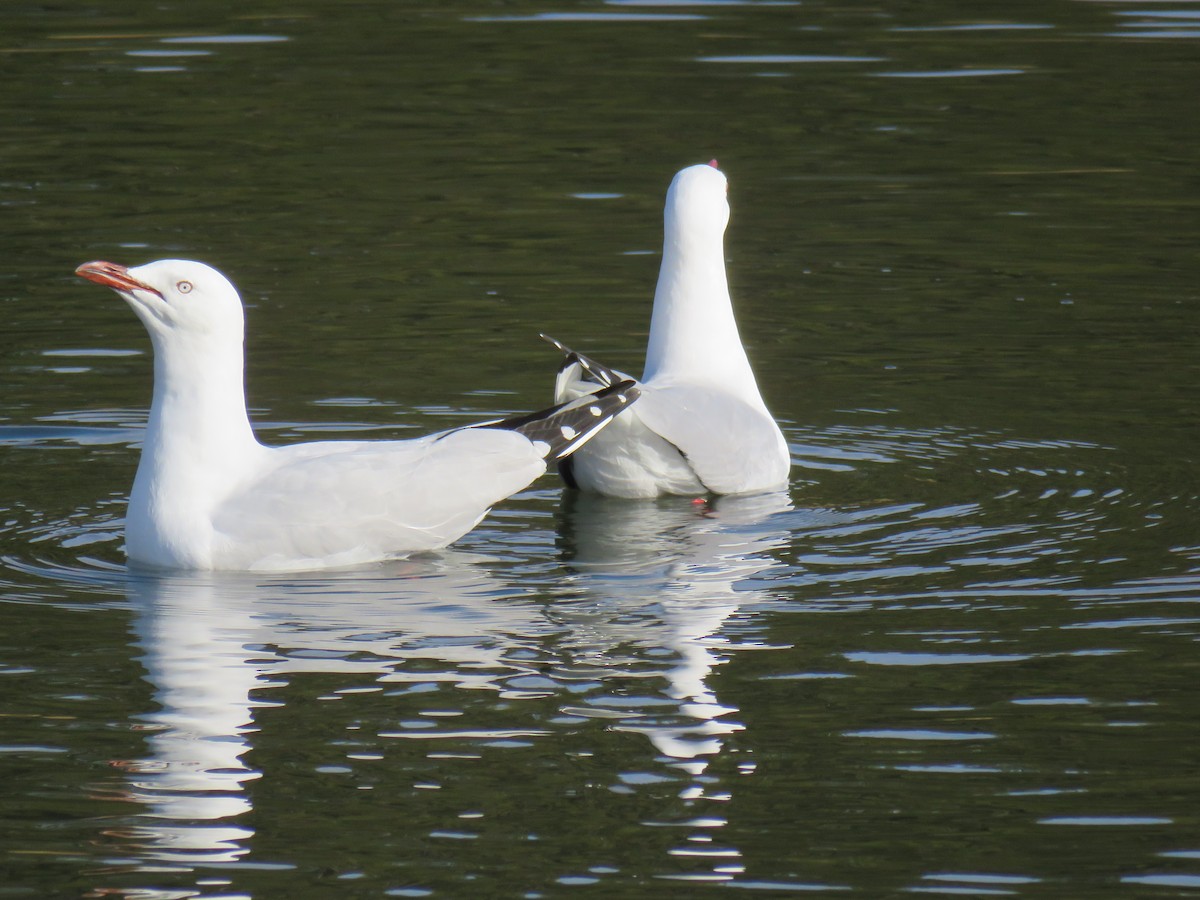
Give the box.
[482,379,640,460]
[539,333,625,388]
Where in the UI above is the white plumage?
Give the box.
[546,161,790,498]
[76,259,637,572]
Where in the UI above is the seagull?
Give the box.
[74,258,639,572]
[543,161,790,498]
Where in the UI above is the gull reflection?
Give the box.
[115,557,551,867]
[108,494,791,876]
[119,573,265,862]
[552,491,793,769]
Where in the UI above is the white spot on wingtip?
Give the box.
[589,405,602,417]
[560,425,577,440]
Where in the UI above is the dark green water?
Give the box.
[2,1,1199,897]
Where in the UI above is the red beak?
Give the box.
[75,260,162,297]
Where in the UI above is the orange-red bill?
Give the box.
[75,260,162,297]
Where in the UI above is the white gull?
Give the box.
[544,161,789,498]
[75,258,638,572]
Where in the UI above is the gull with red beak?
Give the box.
[543,161,790,498]
[75,258,638,572]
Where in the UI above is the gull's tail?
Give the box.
[479,379,640,460]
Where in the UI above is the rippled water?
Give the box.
[3,1,1199,897]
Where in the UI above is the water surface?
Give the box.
[2,0,1199,897]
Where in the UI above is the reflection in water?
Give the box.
[108,495,792,879]
[554,492,792,768]
[114,559,548,868]
[121,575,265,862]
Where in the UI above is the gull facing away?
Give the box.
[544,161,789,498]
[75,259,639,572]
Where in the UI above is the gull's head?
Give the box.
[664,161,730,243]
[75,258,244,343]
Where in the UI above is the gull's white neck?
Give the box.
[143,330,258,461]
[642,215,764,404]
[128,329,262,563]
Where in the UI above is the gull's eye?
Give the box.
[177,280,194,294]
